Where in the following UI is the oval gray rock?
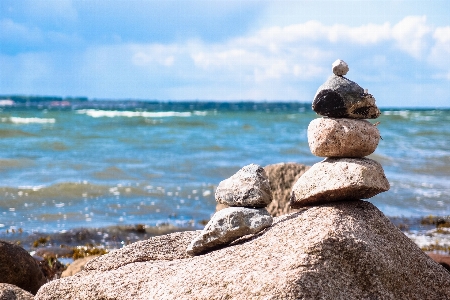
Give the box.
[186,207,273,256]
[308,117,380,157]
[215,164,272,207]
[312,75,381,119]
[290,157,389,208]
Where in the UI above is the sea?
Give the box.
[0,101,449,249]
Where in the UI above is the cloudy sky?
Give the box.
[1,0,449,107]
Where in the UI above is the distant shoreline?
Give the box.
[0,95,449,110]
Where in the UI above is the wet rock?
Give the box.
[35,246,74,259]
[427,253,450,273]
[308,117,380,157]
[0,240,46,295]
[312,75,381,119]
[332,59,349,76]
[186,207,272,256]
[215,164,272,207]
[62,256,99,277]
[34,255,66,282]
[217,163,310,217]
[0,283,34,300]
[290,157,389,208]
[35,201,450,300]
[264,163,309,216]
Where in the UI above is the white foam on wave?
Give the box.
[383,110,411,118]
[1,117,56,124]
[18,185,45,191]
[76,109,208,118]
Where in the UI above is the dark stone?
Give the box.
[313,75,381,119]
[0,240,47,295]
[312,89,347,117]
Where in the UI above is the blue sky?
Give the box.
[1,0,450,107]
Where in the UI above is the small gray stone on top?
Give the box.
[332,59,349,76]
[308,117,380,157]
[186,207,273,256]
[290,157,390,208]
[215,164,272,207]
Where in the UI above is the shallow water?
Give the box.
[0,102,448,237]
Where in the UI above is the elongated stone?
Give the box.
[290,158,389,208]
[308,118,380,157]
[215,164,272,207]
[312,75,381,119]
[186,207,273,255]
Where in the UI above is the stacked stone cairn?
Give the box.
[290,59,390,208]
[187,164,273,255]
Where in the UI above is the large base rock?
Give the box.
[290,157,389,208]
[187,207,273,255]
[35,201,450,300]
[308,117,380,157]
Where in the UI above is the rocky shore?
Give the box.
[1,60,449,298]
[2,164,449,299]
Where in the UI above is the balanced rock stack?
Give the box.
[187,164,273,255]
[290,59,390,208]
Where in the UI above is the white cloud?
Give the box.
[24,0,78,22]
[0,19,43,42]
[341,22,392,44]
[131,44,178,67]
[392,16,432,58]
[428,26,450,79]
[433,26,450,44]
[94,15,448,103]
[3,13,449,105]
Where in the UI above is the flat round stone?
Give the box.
[308,118,380,157]
[290,157,389,208]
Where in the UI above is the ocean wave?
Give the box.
[0,128,36,137]
[383,110,447,121]
[1,117,56,124]
[76,109,207,118]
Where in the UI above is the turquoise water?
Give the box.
[0,102,449,234]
